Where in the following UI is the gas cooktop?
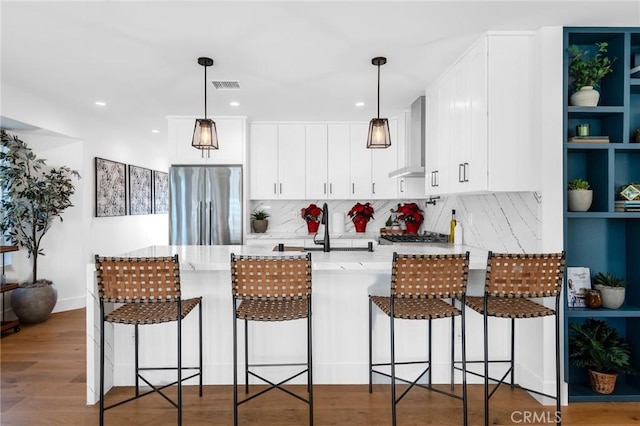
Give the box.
[379,231,449,244]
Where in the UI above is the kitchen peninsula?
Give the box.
[86,243,511,405]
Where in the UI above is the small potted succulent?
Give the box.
[568,178,593,212]
[396,202,424,234]
[593,272,626,309]
[347,202,374,233]
[569,318,636,394]
[301,203,322,234]
[250,209,270,233]
[568,42,616,106]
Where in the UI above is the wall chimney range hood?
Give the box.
[388,95,425,178]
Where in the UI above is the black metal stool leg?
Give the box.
[368,297,373,393]
[135,324,139,397]
[450,315,455,391]
[233,299,238,426]
[510,317,515,389]
[484,297,489,426]
[177,299,182,426]
[461,298,468,426]
[99,304,105,426]
[199,300,203,396]
[308,296,314,426]
[555,298,561,426]
[428,319,432,386]
[390,300,397,426]
[244,319,249,394]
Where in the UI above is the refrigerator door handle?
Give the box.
[206,201,213,245]
[198,201,204,245]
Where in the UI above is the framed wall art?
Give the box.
[128,165,152,215]
[153,170,169,214]
[94,157,127,217]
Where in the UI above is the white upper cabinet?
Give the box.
[349,123,372,199]
[304,124,351,200]
[371,119,398,199]
[249,123,306,200]
[168,117,246,165]
[277,124,306,199]
[424,32,536,196]
[249,123,279,199]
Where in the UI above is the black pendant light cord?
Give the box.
[377,63,380,119]
[203,64,208,119]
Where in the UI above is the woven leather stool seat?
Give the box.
[370,296,461,320]
[369,252,470,426]
[236,298,309,321]
[464,296,555,319]
[106,297,202,324]
[231,253,313,426]
[95,255,203,426]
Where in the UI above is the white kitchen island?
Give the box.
[86,243,519,405]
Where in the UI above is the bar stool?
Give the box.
[462,251,565,426]
[369,252,470,426]
[95,255,203,426]
[230,253,313,426]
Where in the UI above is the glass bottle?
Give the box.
[449,209,456,243]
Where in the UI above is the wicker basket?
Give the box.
[588,369,618,394]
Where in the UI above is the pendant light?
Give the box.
[192,57,219,155]
[366,56,391,149]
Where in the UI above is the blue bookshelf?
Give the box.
[563,27,640,403]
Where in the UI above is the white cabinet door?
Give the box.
[277,124,306,199]
[305,124,328,199]
[425,77,452,196]
[371,119,398,199]
[169,117,245,165]
[465,40,488,192]
[249,124,278,199]
[327,124,351,199]
[349,123,372,199]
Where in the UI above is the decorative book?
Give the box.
[567,267,591,308]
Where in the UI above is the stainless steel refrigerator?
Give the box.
[169,166,242,245]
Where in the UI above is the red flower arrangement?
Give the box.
[396,202,424,224]
[348,202,375,222]
[348,202,374,232]
[301,203,323,222]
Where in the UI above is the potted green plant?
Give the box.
[593,272,626,309]
[250,209,270,233]
[0,130,80,324]
[567,178,593,212]
[568,42,616,106]
[569,318,636,394]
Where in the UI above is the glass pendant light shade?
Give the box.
[367,118,391,148]
[192,57,219,153]
[367,56,391,149]
[192,118,219,150]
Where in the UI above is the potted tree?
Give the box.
[0,130,80,324]
[593,272,626,309]
[250,209,270,233]
[568,42,616,106]
[568,178,593,212]
[569,318,636,394]
[347,202,374,233]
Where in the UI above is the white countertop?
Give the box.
[245,231,379,240]
[122,244,488,271]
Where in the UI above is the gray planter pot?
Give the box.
[10,281,58,324]
[252,219,269,233]
[594,284,625,309]
[568,189,593,212]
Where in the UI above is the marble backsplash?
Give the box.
[249,192,540,253]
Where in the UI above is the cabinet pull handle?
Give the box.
[400,179,404,193]
[435,171,439,187]
[352,183,355,194]
[273,183,277,194]
[432,171,436,187]
[372,183,375,194]
[279,183,282,194]
[458,163,464,183]
[464,162,469,182]
[324,183,327,194]
[329,183,332,194]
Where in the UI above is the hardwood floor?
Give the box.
[1,309,638,425]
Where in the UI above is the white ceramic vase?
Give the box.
[570,86,600,107]
[568,189,593,212]
[594,284,625,309]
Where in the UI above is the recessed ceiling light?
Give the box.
[229,101,240,107]
[95,101,106,107]
[151,129,160,134]
[355,102,365,107]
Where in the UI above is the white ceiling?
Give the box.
[1,1,639,141]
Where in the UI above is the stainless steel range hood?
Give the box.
[388,95,425,178]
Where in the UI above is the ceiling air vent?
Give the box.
[211,80,241,90]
